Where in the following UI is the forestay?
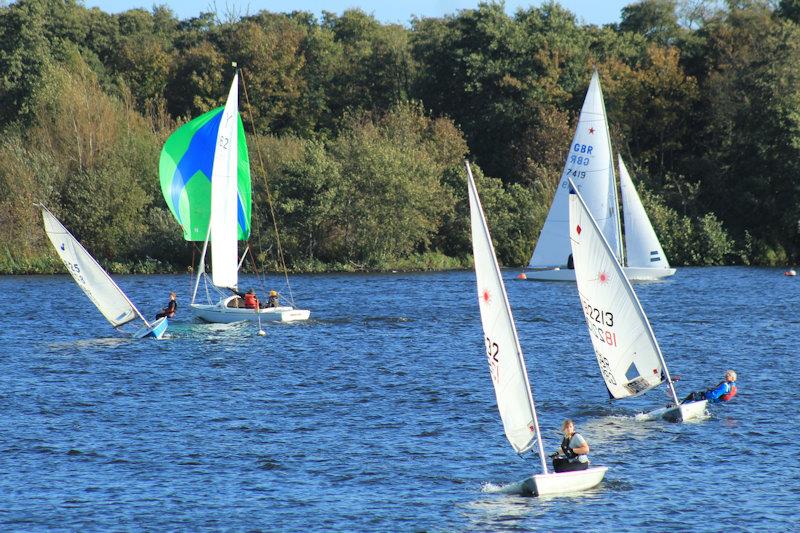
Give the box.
[209,73,241,289]
[530,70,621,269]
[41,207,142,328]
[467,163,539,455]
[618,155,671,270]
[568,181,665,399]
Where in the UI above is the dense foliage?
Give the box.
[2,0,799,274]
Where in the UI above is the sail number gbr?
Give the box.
[581,299,617,348]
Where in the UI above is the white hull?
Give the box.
[522,466,608,497]
[624,266,676,281]
[524,268,577,281]
[640,400,709,423]
[191,296,310,323]
[524,266,676,282]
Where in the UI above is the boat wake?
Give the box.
[481,480,529,496]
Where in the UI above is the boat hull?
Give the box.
[641,400,709,422]
[131,317,168,339]
[524,266,676,282]
[191,301,310,323]
[624,266,676,281]
[522,466,608,497]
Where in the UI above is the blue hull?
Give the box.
[132,317,168,339]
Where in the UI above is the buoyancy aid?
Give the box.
[244,293,258,309]
[560,434,577,459]
[720,382,737,401]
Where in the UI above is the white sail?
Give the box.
[41,207,144,328]
[467,163,540,455]
[530,70,620,268]
[618,155,671,270]
[567,181,666,399]
[209,73,240,289]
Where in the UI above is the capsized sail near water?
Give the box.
[40,205,167,339]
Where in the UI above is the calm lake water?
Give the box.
[1,267,796,530]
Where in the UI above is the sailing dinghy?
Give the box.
[159,70,309,324]
[567,179,705,422]
[526,70,675,282]
[40,205,167,339]
[467,162,607,496]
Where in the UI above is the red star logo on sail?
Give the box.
[588,127,595,134]
[481,288,491,304]
[598,271,609,284]
[576,224,582,235]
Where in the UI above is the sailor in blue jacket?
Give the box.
[682,370,737,404]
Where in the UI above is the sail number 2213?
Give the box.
[581,299,617,348]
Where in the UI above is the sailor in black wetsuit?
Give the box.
[155,291,177,319]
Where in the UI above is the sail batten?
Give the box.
[467,163,544,467]
[568,181,666,400]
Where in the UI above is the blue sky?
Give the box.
[85,1,632,26]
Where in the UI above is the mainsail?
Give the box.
[467,163,541,456]
[209,73,241,289]
[568,180,666,400]
[41,207,144,329]
[530,70,620,269]
[618,155,671,270]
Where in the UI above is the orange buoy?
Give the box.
[516,272,527,280]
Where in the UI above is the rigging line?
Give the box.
[239,69,296,306]
[246,243,271,300]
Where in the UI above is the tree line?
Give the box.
[1,0,799,274]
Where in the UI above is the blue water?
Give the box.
[1,267,797,530]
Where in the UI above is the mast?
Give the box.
[467,162,548,475]
[595,69,625,265]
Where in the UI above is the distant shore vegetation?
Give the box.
[2,0,799,274]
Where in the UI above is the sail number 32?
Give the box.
[485,336,500,384]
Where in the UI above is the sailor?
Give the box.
[243,289,259,309]
[550,419,590,473]
[681,369,737,404]
[267,290,279,308]
[155,291,177,319]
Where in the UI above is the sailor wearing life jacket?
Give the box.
[682,369,737,404]
[550,419,590,473]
